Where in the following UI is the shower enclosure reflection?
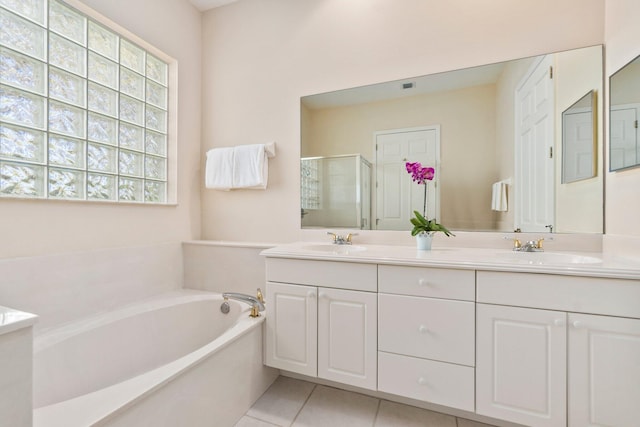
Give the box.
[301,154,372,229]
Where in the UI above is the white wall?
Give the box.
[0,243,183,331]
[0,0,202,259]
[554,47,604,233]
[605,0,640,238]
[201,0,605,243]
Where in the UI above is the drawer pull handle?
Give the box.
[417,377,428,386]
[418,278,428,287]
[418,325,428,334]
[553,319,564,327]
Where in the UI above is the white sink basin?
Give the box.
[497,251,602,265]
[301,244,367,255]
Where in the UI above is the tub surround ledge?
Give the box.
[0,305,38,337]
[0,306,37,427]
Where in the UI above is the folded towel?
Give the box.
[233,144,268,189]
[205,147,234,190]
[491,181,508,211]
[205,143,275,190]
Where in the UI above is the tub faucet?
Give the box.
[222,290,265,317]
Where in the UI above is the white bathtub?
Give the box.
[33,290,277,427]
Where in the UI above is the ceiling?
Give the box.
[302,62,507,109]
[189,0,238,11]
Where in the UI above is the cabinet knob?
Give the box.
[572,320,583,329]
[417,377,428,386]
[418,278,428,287]
[418,325,428,334]
[553,319,565,327]
[307,291,316,299]
[318,292,327,299]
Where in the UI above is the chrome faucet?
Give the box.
[327,231,358,245]
[222,289,265,317]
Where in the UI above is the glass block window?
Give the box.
[300,158,321,210]
[0,0,169,203]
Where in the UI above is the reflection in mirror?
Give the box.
[301,154,372,229]
[562,91,596,183]
[610,55,640,171]
[301,45,603,233]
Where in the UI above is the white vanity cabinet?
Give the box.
[264,258,378,390]
[476,304,567,427]
[264,282,317,377]
[317,287,377,390]
[263,246,640,427]
[568,313,640,427]
[476,271,640,427]
[377,265,476,412]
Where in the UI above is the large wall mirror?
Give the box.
[610,55,640,171]
[301,45,604,234]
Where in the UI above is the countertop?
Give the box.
[0,305,38,337]
[261,242,640,280]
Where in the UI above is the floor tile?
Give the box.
[235,415,281,427]
[292,385,380,427]
[374,400,457,427]
[457,418,498,427]
[247,376,316,426]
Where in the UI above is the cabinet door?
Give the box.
[264,282,317,376]
[569,313,640,427]
[318,288,377,390]
[476,304,566,427]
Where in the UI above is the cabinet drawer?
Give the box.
[378,265,474,301]
[378,351,474,412]
[378,294,475,366]
[266,258,377,292]
[477,271,640,318]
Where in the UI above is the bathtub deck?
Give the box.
[236,376,500,427]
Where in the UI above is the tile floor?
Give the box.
[235,376,498,427]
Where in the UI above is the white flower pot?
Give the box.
[416,232,434,250]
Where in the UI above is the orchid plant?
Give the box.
[405,162,454,237]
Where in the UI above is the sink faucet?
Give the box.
[512,238,545,252]
[327,231,357,245]
[222,289,265,317]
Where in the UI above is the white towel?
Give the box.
[233,144,268,189]
[205,147,234,190]
[205,143,275,190]
[491,181,508,211]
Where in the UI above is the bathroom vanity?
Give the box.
[262,243,640,427]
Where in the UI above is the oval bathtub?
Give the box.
[33,290,277,427]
